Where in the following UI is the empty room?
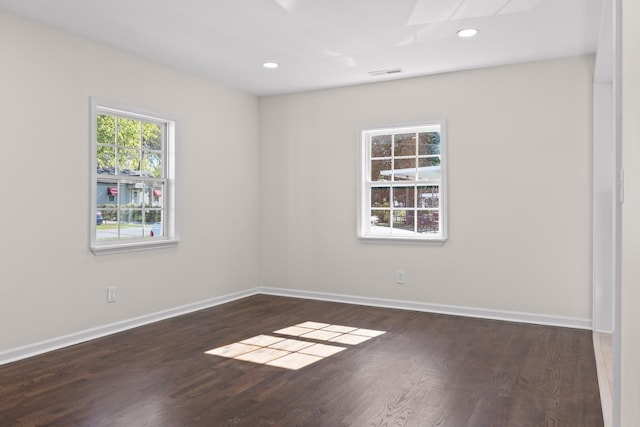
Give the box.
[1,0,639,426]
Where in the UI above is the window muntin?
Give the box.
[91,99,176,254]
[359,123,446,241]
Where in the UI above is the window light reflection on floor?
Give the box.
[205,321,386,370]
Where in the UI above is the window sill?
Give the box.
[90,239,178,256]
[358,235,447,245]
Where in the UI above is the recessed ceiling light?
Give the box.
[457,28,478,38]
[263,62,279,69]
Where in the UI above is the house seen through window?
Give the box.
[359,123,447,242]
[90,98,176,254]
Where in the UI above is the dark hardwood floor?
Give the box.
[0,295,603,426]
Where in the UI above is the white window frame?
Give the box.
[358,122,448,243]
[90,97,177,255]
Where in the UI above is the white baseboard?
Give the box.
[257,287,593,330]
[1,286,592,365]
[0,288,258,366]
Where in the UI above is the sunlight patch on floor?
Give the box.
[205,322,386,370]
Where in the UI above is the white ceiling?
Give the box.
[0,0,604,96]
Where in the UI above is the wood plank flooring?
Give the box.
[0,295,603,426]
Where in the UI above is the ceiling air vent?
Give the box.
[368,68,403,76]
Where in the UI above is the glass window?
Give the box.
[359,123,447,241]
[91,98,177,254]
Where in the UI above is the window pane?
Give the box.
[153,189,163,207]
[418,157,440,166]
[393,158,416,180]
[144,209,161,224]
[394,133,415,156]
[371,209,390,228]
[142,151,162,178]
[371,187,390,207]
[142,123,163,150]
[97,114,116,144]
[149,221,163,237]
[417,211,439,234]
[418,186,439,208]
[371,159,392,181]
[371,135,392,158]
[100,209,117,223]
[393,209,414,231]
[126,184,145,207]
[146,183,164,207]
[119,148,141,175]
[145,210,162,237]
[97,182,119,207]
[418,132,440,155]
[117,118,141,148]
[417,157,441,180]
[96,210,119,241]
[118,209,145,239]
[393,187,415,208]
[97,146,116,174]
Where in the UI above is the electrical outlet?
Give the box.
[396,270,406,284]
[107,287,117,303]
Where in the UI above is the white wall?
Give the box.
[593,81,615,333]
[0,9,599,361]
[620,0,640,423]
[259,56,594,322]
[0,11,260,352]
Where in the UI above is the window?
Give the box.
[358,123,447,242]
[90,98,177,254]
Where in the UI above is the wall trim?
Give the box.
[593,332,613,427]
[1,287,592,365]
[0,288,258,366]
[258,287,593,330]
